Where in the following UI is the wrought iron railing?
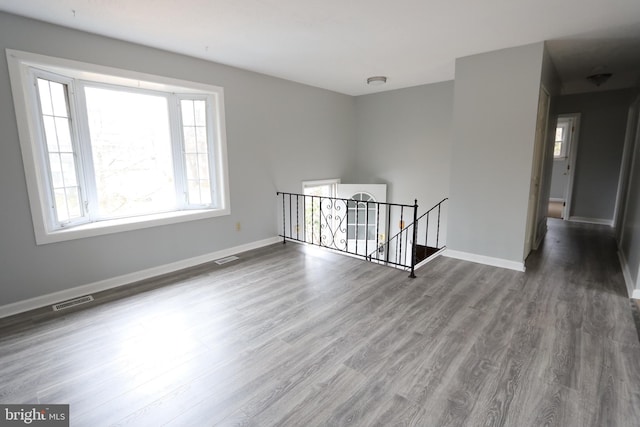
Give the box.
[367,197,448,277]
[277,192,447,277]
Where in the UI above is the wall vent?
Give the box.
[52,295,94,311]
[215,256,239,265]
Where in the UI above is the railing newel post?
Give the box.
[280,192,286,244]
[409,199,418,279]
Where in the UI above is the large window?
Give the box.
[7,50,230,244]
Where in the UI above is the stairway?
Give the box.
[415,244,440,264]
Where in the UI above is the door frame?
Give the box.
[614,98,640,233]
[337,184,387,257]
[559,113,581,220]
[524,85,550,258]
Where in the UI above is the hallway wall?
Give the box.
[555,89,636,223]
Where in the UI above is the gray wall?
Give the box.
[0,12,356,306]
[447,42,545,264]
[618,96,640,293]
[353,82,453,207]
[556,89,635,221]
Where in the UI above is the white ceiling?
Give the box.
[1,0,640,95]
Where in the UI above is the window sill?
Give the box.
[35,208,230,245]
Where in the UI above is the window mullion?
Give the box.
[73,81,99,222]
[169,94,187,209]
[205,95,219,208]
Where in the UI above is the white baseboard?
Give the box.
[0,236,281,319]
[617,250,638,299]
[444,249,526,272]
[568,216,614,227]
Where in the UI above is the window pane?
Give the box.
[85,86,175,217]
[60,153,77,187]
[181,100,195,126]
[554,142,562,157]
[185,153,199,180]
[50,81,68,118]
[66,187,82,218]
[196,127,207,153]
[49,153,64,188]
[183,127,197,153]
[181,99,212,206]
[55,117,73,152]
[37,79,53,116]
[187,180,200,204]
[54,188,69,222]
[199,180,211,205]
[37,77,84,224]
[197,153,209,178]
[43,116,59,152]
[555,127,563,141]
[194,100,206,126]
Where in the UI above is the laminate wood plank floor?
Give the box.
[1,219,639,426]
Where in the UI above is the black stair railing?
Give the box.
[366,198,448,274]
[277,192,447,277]
[414,197,448,261]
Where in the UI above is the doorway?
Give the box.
[548,113,580,220]
[302,180,387,256]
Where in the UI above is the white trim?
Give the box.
[617,250,636,299]
[6,48,231,245]
[560,113,580,220]
[0,236,280,319]
[35,207,231,245]
[567,216,614,227]
[302,178,341,189]
[444,249,526,272]
[549,198,564,203]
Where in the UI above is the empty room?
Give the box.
[1,1,640,426]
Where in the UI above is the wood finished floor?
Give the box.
[1,219,640,426]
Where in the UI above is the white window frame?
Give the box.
[6,49,230,245]
[554,120,570,160]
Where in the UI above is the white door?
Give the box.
[337,184,387,257]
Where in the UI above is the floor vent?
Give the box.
[215,256,239,265]
[52,295,94,311]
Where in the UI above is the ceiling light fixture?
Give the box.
[367,76,387,85]
[586,73,612,87]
